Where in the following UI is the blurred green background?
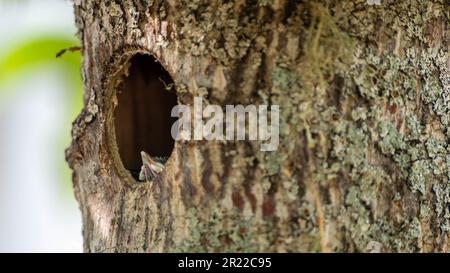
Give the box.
[0,0,82,252]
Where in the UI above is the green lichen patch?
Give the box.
[176,205,260,252]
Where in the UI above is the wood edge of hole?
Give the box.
[103,49,178,187]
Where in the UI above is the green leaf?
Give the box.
[0,35,83,195]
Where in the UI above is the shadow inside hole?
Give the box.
[114,54,177,180]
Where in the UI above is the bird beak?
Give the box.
[141,151,152,163]
[141,151,160,167]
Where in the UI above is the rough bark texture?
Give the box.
[66,0,449,252]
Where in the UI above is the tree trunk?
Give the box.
[66,0,449,252]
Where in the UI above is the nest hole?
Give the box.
[114,53,177,181]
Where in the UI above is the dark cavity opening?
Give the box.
[114,54,177,180]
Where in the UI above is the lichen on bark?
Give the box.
[67,0,449,252]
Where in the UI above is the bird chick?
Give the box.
[139,151,165,182]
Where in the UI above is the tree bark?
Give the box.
[67,0,449,252]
